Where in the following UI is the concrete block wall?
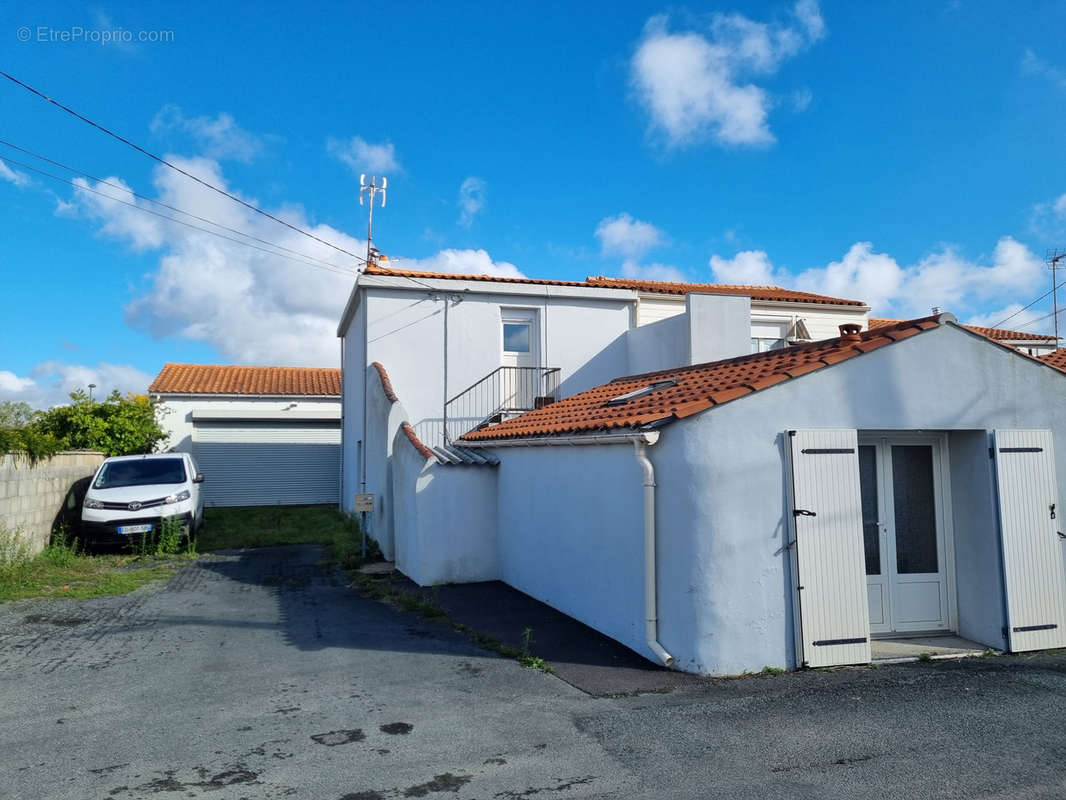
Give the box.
[0,451,105,554]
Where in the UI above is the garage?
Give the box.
[149,363,343,509]
[191,410,341,507]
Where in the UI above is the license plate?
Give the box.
[118,524,152,535]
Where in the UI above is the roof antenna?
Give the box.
[931,306,940,315]
[359,174,387,267]
[1048,249,1065,350]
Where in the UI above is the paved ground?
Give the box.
[1,545,1065,800]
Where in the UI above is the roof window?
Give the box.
[606,379,677,406]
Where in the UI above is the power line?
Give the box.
[0,138,355,274]
[991,278,1066,328]
[0,69,367,266]
[0,154,357,278]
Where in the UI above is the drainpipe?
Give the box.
[462,429,674,666]
[632,437,674,667]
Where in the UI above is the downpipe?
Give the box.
[633,437,675,667]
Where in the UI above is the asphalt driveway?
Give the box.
[1,545,1065,799]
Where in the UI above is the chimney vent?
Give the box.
[839,323,862,342]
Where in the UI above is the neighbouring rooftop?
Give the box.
[361,264,868,307]
[149,363,341,396]
[869,317,1057,343]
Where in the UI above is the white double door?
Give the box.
[859,435,953,635]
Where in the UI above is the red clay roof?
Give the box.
[149,363,341,396]
[363,264,865,307]
[1039,349,1066,371]
[462,317,944,441]
[869,317,1056,342]
[584,276,866,306]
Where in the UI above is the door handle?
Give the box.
[793,509,817,517]
[1057,531,1066,540]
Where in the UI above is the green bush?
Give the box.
[2,390,168,459]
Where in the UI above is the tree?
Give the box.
[0,401,34,429]
[31,390,168,457]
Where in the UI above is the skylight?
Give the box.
[605,379,677,406]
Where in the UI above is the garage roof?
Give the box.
[150,363,341,396]
[461,316,946,441]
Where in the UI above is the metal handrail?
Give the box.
[443,366,561,444]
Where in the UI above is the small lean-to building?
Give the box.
[397,314,1066,675]
[149,363,341,507]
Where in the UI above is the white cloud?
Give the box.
[0,159,29,187]
[595,213,665,260]
[73,175,167,250]
[630,1,825,147]
[150,105,265,162]
[327,136,400,175]
[620,261,688,283]
[1031,192,1066,237]
[1022,48,1066,91]
[709,249,779,285]
[0,362,155,409]
[397,248,524,279]
[711,236,1045,320]
[458,177,486,226]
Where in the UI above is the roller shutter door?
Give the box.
[192,420,340,507]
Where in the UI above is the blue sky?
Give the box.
[2,0,1066,406]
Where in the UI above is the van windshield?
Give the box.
[94,458,186,489]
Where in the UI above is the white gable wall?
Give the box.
[158,395,341,452]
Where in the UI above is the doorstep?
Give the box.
[871,634,990,664]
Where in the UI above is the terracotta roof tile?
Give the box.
[461,316,946,442]
[149,363,340,396]
[363,264,865,307]
[400,422,436,460]
[870,317,1057,342]
[371,362,398,403]
[584,275,867,307]
[1039,349,1066,371]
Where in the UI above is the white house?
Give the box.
[337,263,869,557]
[149,364,342,507]
[393,316,1066,675]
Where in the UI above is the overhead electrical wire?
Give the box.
[0,154,357,278]
[0,138,356,274]
[0,69,368,266]
[991,279,1066,329]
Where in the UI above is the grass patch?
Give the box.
[0,524,183,603]
[198,505,379,569]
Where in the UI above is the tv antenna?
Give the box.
[359,174,387,265]
[1048,249,1066,349]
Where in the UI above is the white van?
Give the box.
[80,453,205,547]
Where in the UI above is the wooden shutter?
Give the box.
[788,429,872,667]
[992,429,1066,652]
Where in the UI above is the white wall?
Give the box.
[494,445,648,658]
[391,427,499,586]
[362,286,634,446]
[158,396,341,452]
[361,364,408,559]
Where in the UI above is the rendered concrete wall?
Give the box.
[391,429,499,586]
[363,286,634,446]
[0,451,105,554]
[687,293,751,363]
[362,364,407,560]
[626,315,688,375]
[948,430,1008,649]
[494,445,649,660]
